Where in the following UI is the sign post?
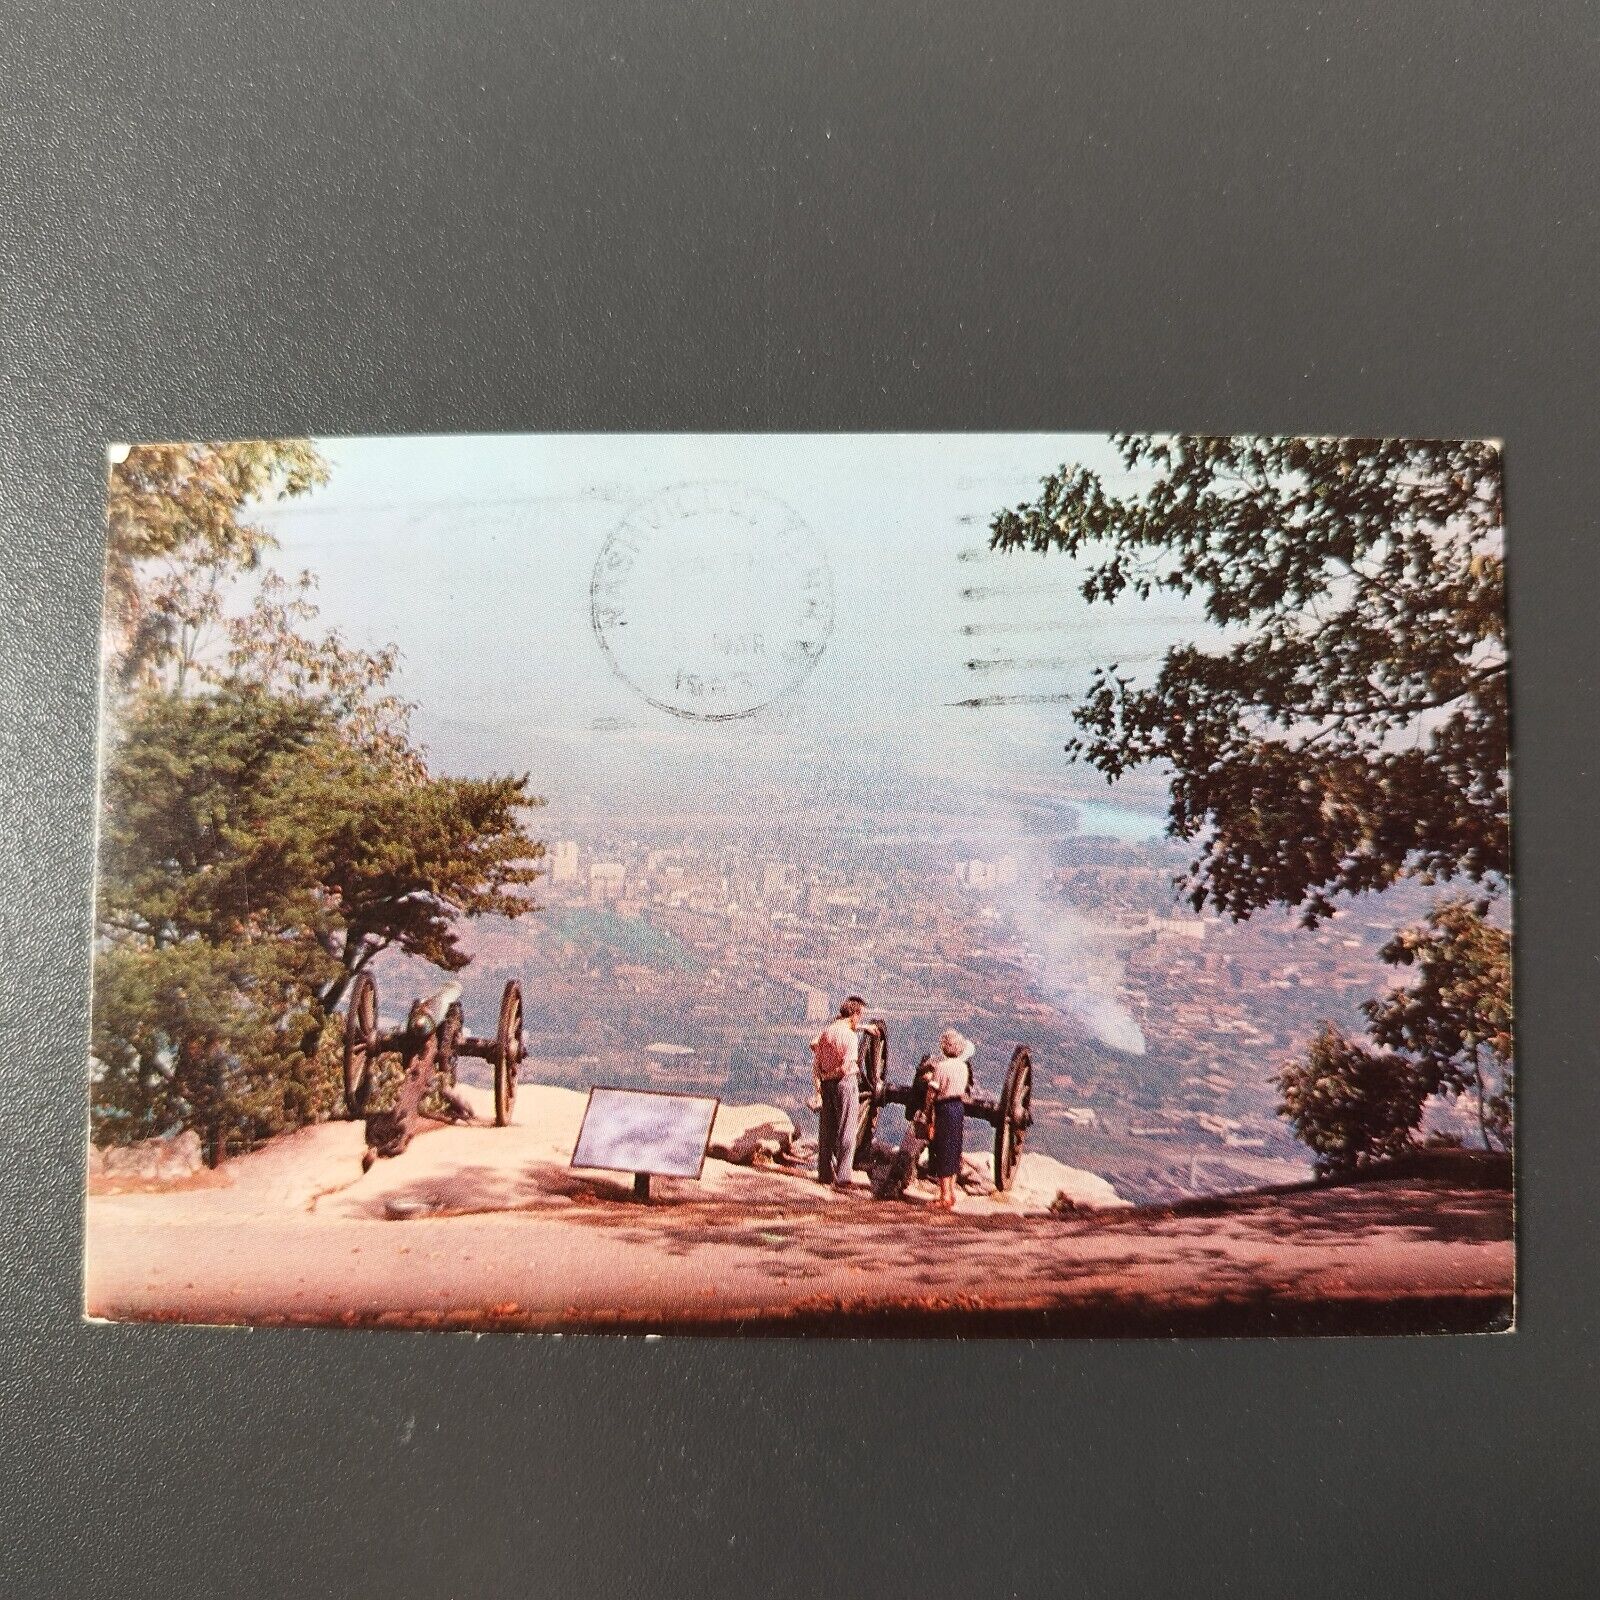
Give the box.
[570,1087,721,1202]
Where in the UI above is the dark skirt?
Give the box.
[929,1096,965,1179]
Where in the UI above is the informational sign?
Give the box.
[570,1087,720,1180]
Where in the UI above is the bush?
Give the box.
[1276,1023,1429,1175]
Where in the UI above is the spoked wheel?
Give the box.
[494,979,523,1127]
[852,1025,888,1169]
[852,1092,879,1171]
[438,1002,464,1088]
[994,1045,1034,1192]
[343,973,378,1117]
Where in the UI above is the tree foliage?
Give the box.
[1277,897,1512,1170]
[990,436,1507,924]
[105,439,328,688]
[219,568,422,775]
[91,940,335,1164]
[93,679,545,1156]
[991,437,1514,1169]
[93,442,546,1161]
[1275,1023,1428,1173]
[1366,896,1512,1150]
[285,734,543,1013]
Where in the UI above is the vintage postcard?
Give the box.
[84,435,1513,1335]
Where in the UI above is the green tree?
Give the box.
[94,441,546,1161]
[92,684,345,1161]
[992,437,1513,1166]
[97,684,340,948]
[1276,899,1512,1169]
[1273,1024,1427,1177]
[216,567,421,776]
[91,939,333,1166]
[288,734,544,1020]
[187,570,545,1017]
[93,682,544,1158]
[1275,1023,1428,1174]
[990,436,1506,924]
[1366,896,1513,1151]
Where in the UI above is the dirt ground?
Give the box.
[84,1085,1514,1337]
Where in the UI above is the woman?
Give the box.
[926,1029,974,1211]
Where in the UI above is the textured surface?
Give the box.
[2,2,1597,1595]
[82,1086,1509,1335]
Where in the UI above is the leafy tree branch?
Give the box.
[990,435,1508,925]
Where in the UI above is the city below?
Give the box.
[379,802,1456,1204]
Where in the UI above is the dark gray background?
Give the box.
[2,2,1595,1595]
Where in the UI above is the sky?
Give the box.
[243,433,1213,1053]
[250,433,1200,837]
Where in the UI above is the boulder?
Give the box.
[156,1130,204,1180]
[708,1104,797,1166]
[100,1129,204,1183]
[960,1150,1129,1213]
[957,1153,997,1196]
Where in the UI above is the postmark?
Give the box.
[590,482,835,721]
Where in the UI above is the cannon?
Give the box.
[342,973,525,1132]
[851,1023,1035,1191]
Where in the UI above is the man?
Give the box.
[810,995,880,1188]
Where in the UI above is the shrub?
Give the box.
[1276,1023,1429,1175]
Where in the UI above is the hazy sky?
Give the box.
[251,434,1197,833]
[245,433,1204,1052]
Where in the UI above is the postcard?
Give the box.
[84,434,1512,1335]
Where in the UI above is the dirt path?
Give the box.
[84,1087,1513,1337]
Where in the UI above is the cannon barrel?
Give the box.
[410,982,463,1033]
[341,976,524,1133]
[860,1024,1035,1191]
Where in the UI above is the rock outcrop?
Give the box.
[708,1104,796,1166]
[958,1150,1130,1212]
[90,1130,204,1184]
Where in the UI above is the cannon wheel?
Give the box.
[343,973,378,1117]
[494,980,523,1127]
[852,1025,888,1169]
[994,1046,1033,1191]
[439,1001,464,1088]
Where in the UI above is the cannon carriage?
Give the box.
[851,1023,1035,1191]
[342,972,525,1128]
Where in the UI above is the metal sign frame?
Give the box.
[569,1085,722,1181]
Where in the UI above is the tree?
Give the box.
[92,684,345,1160]
[1366,896,1513,1151]
[990,436,1507,925]
[95,439,550,1160]
[217,568,421,776]
[289,736,544,1019]
[191,571,544,1016]
[105,439,328,689]
[97,685,336,940]
[993,437,1514,1166]
[1277,898,1512,1169]
[91,939,333,1166]
[1275,1022,1428,1174]
[92,681,545,1157]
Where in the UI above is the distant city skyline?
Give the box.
[245,435,1209,1063]
[216,433,1463,1204]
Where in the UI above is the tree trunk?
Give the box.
[1472,1045,1495,1152]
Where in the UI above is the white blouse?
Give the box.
[927,1051,972,1100]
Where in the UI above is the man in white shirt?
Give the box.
[810,995,880,1187]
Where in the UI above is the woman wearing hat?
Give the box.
[926,1029,974,1210]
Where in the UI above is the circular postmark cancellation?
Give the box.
[590,483,836,722]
